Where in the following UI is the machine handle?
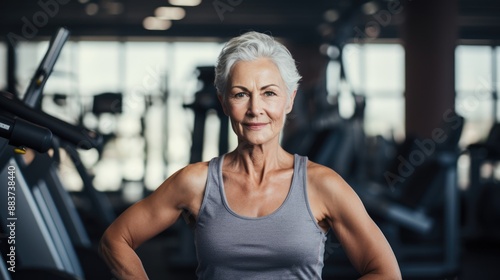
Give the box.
[0,91,101,150]
[0,114,53,153]
[22,27,70,108]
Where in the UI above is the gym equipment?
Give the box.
[463,47,500,243]
[9,26,115,235]
[6,37,18,96]
[22,27,70,109]
[0,113,53,154]
[184,66,229,163]
[463,123,500,241]
[322,113,464,279]
[0,88,108,244]
[0,91,101,150]
[0,27,113,280]
[0,136,113,278]
[284,43,367,182]
[89,92,123,157]
[0,149,84,279]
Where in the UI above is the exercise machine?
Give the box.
[184,66,229,163]
[463,122,500,242]
[0,27,113,279]
[323,113,464,279]
[462,47,500,244]
[0,95,95,279]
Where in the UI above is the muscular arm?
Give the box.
[308,163,401,280]
[99,163,207,279]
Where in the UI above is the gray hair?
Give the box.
[214,31,302,98]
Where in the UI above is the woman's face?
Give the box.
[220,58,296,146]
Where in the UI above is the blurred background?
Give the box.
[0,0,499,279]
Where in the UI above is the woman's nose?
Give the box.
[247,95,263,116]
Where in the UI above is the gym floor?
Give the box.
[133,230,500,280]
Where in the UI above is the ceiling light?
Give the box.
[105,2,124,15]
[155,7,186,20]
[85,3,99,15]
[324,10,339,23]
[362,2,379,15]
[143,17,172,30]
[168,0,201,7]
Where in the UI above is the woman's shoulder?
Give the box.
[172,160,210,189]
[305,159,361,220]
[305,159,342,181]
[154,160,211,212]
[305,159,349,196]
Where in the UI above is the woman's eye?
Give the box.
[234,92,246,98]
[264,91,277,96]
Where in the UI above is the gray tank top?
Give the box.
[195,154,327,279]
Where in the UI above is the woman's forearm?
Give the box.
[358,267,402,280]
[99,236,149,280]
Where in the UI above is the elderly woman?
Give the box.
[99,31,401,280]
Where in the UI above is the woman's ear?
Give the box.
[286,90,297,114]
[217,93,229,116]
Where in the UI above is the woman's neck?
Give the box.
[227,141,292,184]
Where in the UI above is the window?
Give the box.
[329,43,405,139]
[455,45,497,146]
[78,41,121,95]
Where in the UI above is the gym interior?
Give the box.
[0,0,499,279]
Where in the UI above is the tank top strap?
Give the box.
[286,154,316,220]
[281,154,304,208]
[196,155,224,221]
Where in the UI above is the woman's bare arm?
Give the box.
[308,163,401,280]
[99,162,208,280]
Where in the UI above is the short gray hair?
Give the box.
[214,31,302,98]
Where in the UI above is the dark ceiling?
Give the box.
[0,0,500,43]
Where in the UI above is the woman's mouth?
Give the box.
[244,122,267,130]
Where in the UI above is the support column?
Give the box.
[404,0,458,138]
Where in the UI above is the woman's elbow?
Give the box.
[379,263,402,280]
[360,257,402,280]
[385,269,402,280]
[98,231,112,260]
